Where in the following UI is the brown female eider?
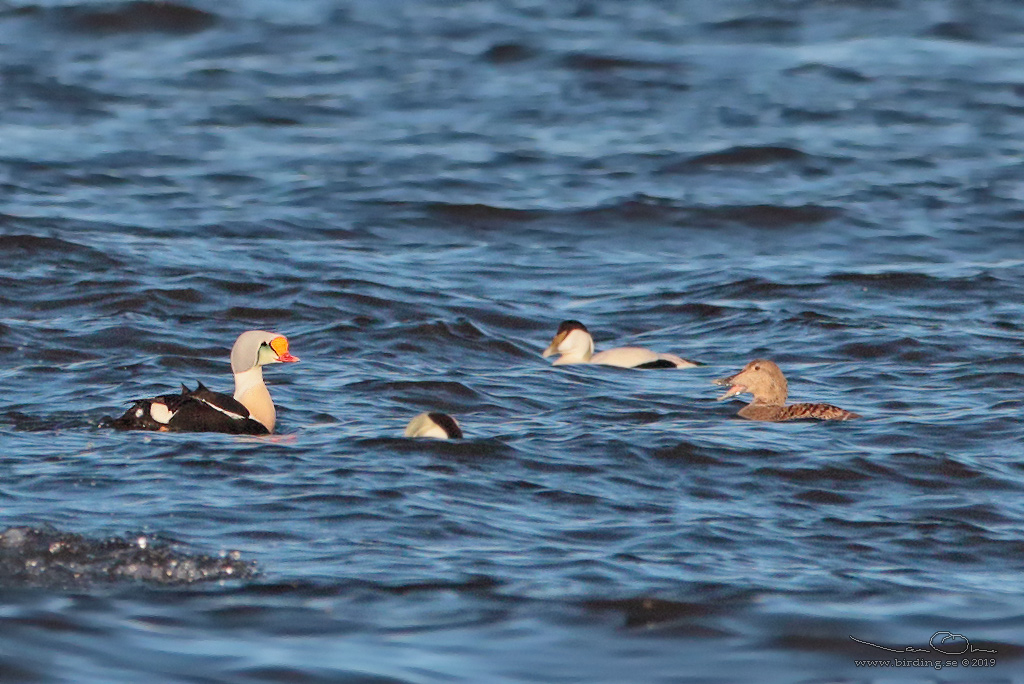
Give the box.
[713,359,860,421]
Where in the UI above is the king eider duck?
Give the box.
[542,320,699,369]
[109,330,298,434]
[404,412,463,439]
[713,359,860,422]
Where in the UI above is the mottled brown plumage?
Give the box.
[713,359,860,422]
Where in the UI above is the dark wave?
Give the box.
[585,589,754,629]
[925,21,980,42]
[345,379,482,403]
[400,196,844,232]
[199,105,302,127]
[651,441,726,466]
[0,65,123,115]
[659,145,809,172]
[1,409,101,431]
[754,462,872,485]
[780,107,842,123]
[52,1,217,34]
[793,489,855,505]
[423,202,542,226]
[481,42,537,64]
[705,16,800,43]
[0,234,120,267]
[785,63,873,83]
[218,666,414,684]
[695,204,842,227]
[0,527,253,587]
[575,198,842,228]
[829,271,1003,293]
[560,53,679,72]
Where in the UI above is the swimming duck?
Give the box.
[542,320,698,368]
[109,330,298,434]
[713,359,860,421]
[404,412,463,439]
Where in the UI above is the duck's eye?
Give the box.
[753,365,760,371]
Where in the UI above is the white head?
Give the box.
[404,412,463,439]
[542,320,594,363]
[230,330,299,374]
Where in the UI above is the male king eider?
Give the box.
[542,320,699,368]
[713,359,860,421]
[404,412,463,439]
[109,330,298,434]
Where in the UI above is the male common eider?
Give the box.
[542,320,699,368]
[713,359,860,421]
[109,330,298,434]
[404,412,463,439]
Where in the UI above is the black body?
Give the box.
[107,382,270,435]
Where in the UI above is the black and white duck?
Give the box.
[404,412,463,439]
[542,320,698,369]
[108,330,298,435]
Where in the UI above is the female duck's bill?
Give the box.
[713,359,860,422]
[108,330,299,434]
[542,320,699,368]
[404,412,463,439]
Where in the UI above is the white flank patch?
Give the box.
[149,402,174,424]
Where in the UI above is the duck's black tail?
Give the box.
[104,400,163,431]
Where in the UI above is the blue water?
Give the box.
[2,0,1024,681]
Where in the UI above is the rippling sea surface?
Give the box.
[2,0,1024,681]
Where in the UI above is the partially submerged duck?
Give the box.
[109,330,298,434]
[713,359,860,422]
[404,412,463,439]
[542,320,698,369]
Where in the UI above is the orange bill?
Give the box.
[270,336,299,362]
